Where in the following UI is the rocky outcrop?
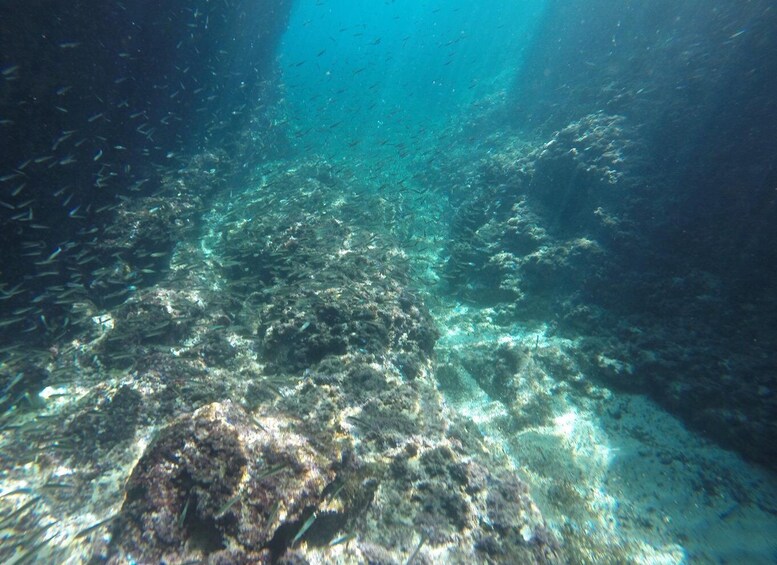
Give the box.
[442,111,777,471]
[89,160,560,563]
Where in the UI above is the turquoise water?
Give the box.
[1,1,776,563]
[280,0,545,159]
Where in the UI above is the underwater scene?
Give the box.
[1,0,776,563]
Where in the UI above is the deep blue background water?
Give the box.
[279,0,545,160]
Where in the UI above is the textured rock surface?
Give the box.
[108,402,336,564]
[3,160,559,564]
[440,111,777,471]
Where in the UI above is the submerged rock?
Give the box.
[108,401,337,564]
[101,160,560,564]
[440,109,777,472]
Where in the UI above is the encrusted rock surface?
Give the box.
[19,159,559,564]
[440,111,777,471]
[108,401,337,564]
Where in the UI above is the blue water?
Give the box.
[279,0,545,159]
[1,1,776,563]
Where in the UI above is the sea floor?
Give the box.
[433,302,777,564]
[1,154,776,563]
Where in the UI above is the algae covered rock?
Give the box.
[107,401,338,564]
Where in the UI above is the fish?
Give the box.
[0,317,25,328]
[0,487,32,499]
[46,247,62,262]
[40,482,74,490]
[0,496,41,528]
[178,495,191,528]
[265,500,281,527]
[329,532,357,546]
[2,372,24,393]
[75,514,117,539]
[291,512,317,546]
[7,532,57,564]
[406,534,428,564]
[255,462,289,481]
[216,492,242,517]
